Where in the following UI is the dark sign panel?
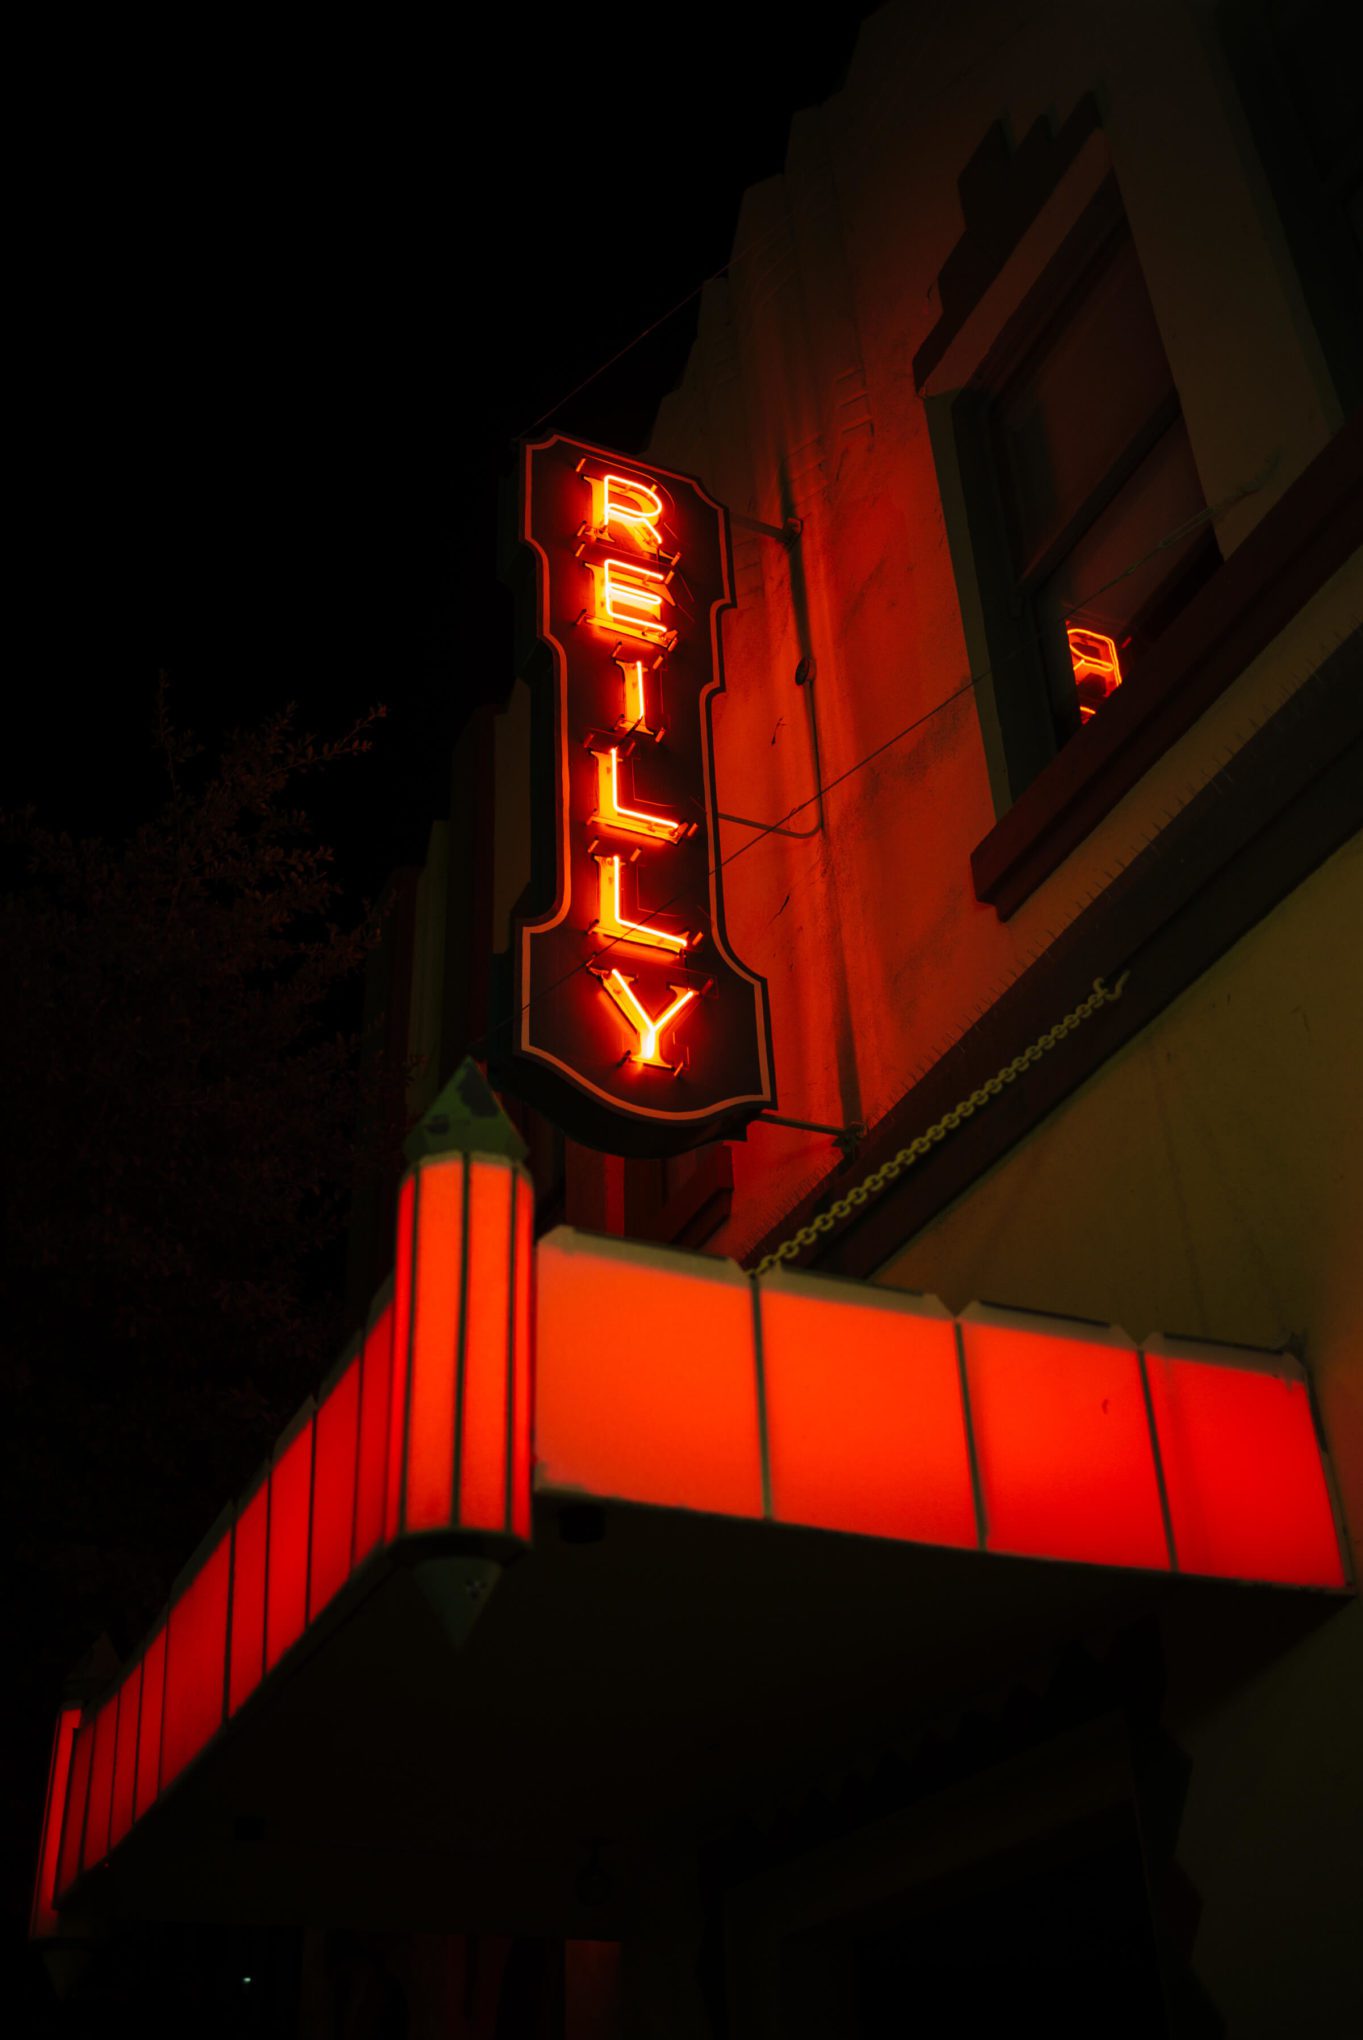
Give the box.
[506,432,776,1156]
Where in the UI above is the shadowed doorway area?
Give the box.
[766,1789,1175,2040]
[850,1809,1166,2038]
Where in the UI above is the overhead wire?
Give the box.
[519,266,730,438]
[466,460,1267,1061]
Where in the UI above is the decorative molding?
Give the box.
[913,96,1103,392]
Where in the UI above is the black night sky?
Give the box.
[14,10,877,888]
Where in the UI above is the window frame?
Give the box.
[921,124,1124,813]
[944,175,1214,803]
[920,123,1360,919]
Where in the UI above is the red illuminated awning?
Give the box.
[533,1232,1344,1586]
[32,1151,1349,1938]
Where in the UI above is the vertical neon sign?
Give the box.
[507,433,776,1156]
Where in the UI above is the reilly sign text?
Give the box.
[508,433,775,1155]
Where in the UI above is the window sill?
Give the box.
[969,410,1363,919]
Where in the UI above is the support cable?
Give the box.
[748,972,1131,1275]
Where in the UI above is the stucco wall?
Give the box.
[876,832,1362,1563]
[645,0,1360,1264]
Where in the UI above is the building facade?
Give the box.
[35,3,1361,2034]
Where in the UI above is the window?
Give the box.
[957,193,1220,799]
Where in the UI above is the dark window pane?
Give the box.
[1035,415,1211,725]
[991,231,1173,573]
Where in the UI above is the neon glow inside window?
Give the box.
[984,212,1220,759]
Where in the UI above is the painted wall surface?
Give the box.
[874,834,1363,2032]
[876,835,1362,1562]
[640,0,1359,1263]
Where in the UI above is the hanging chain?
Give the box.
[750,972,1131,1276]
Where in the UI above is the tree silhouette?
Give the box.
[2,680,389,1928]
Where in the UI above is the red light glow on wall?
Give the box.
[508,433,775,1155]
